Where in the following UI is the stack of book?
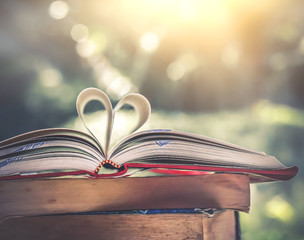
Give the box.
[0,88,298,239]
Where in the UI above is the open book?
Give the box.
[0,88,298,182]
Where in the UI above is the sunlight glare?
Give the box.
[76,40,96,58]
[167,62,185,81]
[178,0,197,22]
[140,32,159,53]
[101,68,119,86]
[71,24,89,43]
[167,53,198,81]
[222,43,240,69]
[49,1,69,20]
[106,76,133,99]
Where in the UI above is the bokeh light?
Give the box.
[265,196,294,222]
[76,40,96,58]
[71,24,89,43]
[167,62,185,81]
[140,32,159,53]
[48,1,69,20]
[39,68,62,88]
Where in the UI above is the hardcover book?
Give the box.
[0,173,250,220]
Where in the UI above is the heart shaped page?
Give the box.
[76,88,151,157]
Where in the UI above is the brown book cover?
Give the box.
[0,173,250,221]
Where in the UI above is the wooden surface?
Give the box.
[0,210,237,240]
[0,174,250,220]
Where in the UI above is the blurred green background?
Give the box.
[0,0,303,238]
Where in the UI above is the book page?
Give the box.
[76,88,113,156]
[0,129,104,177]
[76,88,151,157]
[0,128,101,152]
[110,129,287,170]
[114,93,151,134]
